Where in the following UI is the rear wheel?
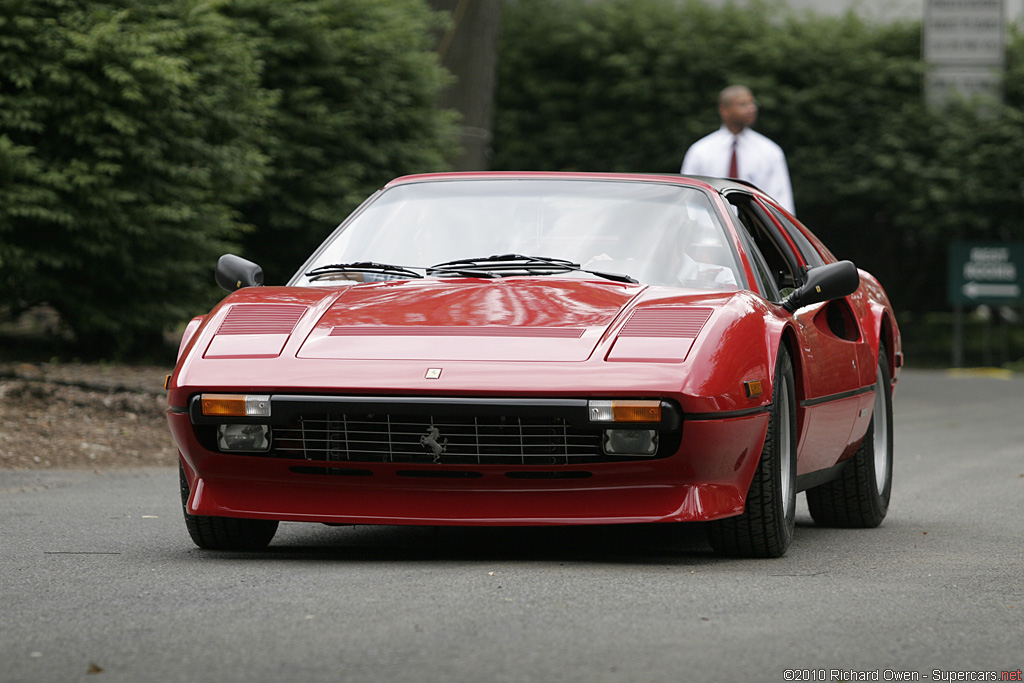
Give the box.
[708,350,797,558]
[179,462,278,551]
[806,346,893,528]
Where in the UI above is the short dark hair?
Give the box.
[719,85,752,108]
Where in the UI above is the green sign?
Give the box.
[948,240,1024,306]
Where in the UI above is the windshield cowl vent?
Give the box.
[330,325,586,338]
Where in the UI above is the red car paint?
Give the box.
[167,172,900,542]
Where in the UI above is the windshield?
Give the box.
[294,179,742,289]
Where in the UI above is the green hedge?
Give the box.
[0,0,271,356]
[493,0,1024,316]
[0,0,456,357]
[225,0,457,285]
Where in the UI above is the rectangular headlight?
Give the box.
[217,424,271,452]
[588,400,661,423]
[603,429,658,456]
[200,394,271,417]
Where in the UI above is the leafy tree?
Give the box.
[224,0,459,284]
[0,0,272,356]
[0,0,457,357]
[493,0,784,173]
[492,0,1024,313]
[746,12,928,309]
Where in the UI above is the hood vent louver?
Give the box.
[606,307,714,363]
[619,307,713,338]
[217,304,307,336]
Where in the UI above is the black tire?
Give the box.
[708,350,798,558]
[806,347,893,528]
[179,462,278,551]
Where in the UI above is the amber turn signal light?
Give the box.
[200,394,271,417]
[588,400,661,423]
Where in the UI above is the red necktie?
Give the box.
[728,137,738,178]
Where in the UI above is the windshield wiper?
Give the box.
[305,261,423,282]
[428,253,638,284]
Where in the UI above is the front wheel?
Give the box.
[806,346,893,528]
[179,462,278,551]
[707,350,798,558]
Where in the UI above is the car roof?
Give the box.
[384,170,714,190]
[683,174,765,195]
[384,171,770,204]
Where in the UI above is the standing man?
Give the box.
[681,85,795,214]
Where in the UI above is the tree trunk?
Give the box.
[429,0,503,171]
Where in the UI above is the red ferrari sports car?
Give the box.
[167,172,901,557]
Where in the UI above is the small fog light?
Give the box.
[217,424,271,452]
[603,429,658,456]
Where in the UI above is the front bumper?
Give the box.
[169,398,770,525]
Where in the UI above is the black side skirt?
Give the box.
[796,459,849,493]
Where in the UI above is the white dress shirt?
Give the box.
[681,125,795,214]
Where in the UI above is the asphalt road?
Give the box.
[2,369,1022,683]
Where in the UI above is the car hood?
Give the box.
[296,278,644,362]
[173,278,764,407]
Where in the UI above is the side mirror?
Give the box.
[215,254,264,292]
[782,260,859,312]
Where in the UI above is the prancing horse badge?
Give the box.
[420,426,448,462]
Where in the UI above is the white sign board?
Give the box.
[926,65,1002,105]
[924,0,1004,104]
[925,0,1005,64]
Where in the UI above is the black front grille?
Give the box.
[272,413,607,465]
[190,395,682,466]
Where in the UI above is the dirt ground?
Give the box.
[0,362,177,470]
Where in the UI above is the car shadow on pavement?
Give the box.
[190,521,721,565]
